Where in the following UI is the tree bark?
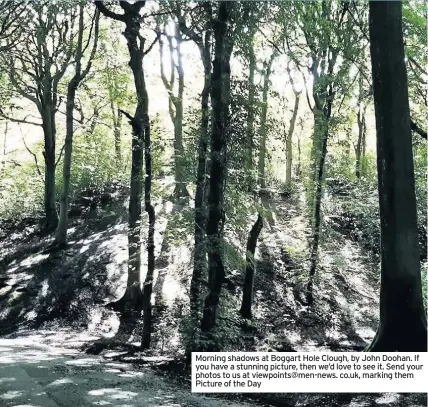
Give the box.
[141,107,155,350]
[200,1,235,345]
[306,121,329,305]
[355,74,366,179]
[56,82,78,244]
[246,35,256,190]
[367,1,427,351]
[190,30,212,322]
[240,213,263,319]
[41,100,58,232]
[172,27,188,198]
[257,53,275,189]
[112,103,122,167]
[286,93,300,187]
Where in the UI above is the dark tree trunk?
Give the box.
[240,214,263,319]
[42,99,58,232]
[190,31,212,322]
[200,2,235,345]
[355,74,366,180]
[286,93,300,187]
[56,81,78,245]
[367,1,427,351]
[112,103,122,167]
[257,53,275,189]
[306,123,329,305]
[246,36,255,190]
[141,112,155,350]
[172,28,188,199]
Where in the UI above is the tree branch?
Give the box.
[94,1,125,22]
[55,143,65,167]
[20,129,42,177]
[411,119,427,140]
[0,107,42,127]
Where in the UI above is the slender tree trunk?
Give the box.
[286,93,300,187]
[355,74,366,179]
[367,1,427,351]
[200,2,235,345]
[258,53,275,189]
[240,213,263,319]
[112,103,122,167]
[190,31,212,323]
[355,103,366,179]
[306,122,329,305]
[42,99,58,232]
[246,37,255,190]
[173,30,188,198]
[1,119,8,173]
[141,113,155,350]
[55,82,78,245]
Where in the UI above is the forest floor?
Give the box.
[0,182,426,407]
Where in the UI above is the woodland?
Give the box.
[0,1,427,406]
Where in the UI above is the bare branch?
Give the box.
[0,107,42,127]
[55,143,65,168]
[94,1,125,22]
[20,129,42,177]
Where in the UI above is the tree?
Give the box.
[175,2,213,329]
[158,15,189,198]
[367,1,427,352]
[280,2,357,304]
[0,1,25,52]
[1,1,79,231]
[200,1,235,346]
[55,4,100,246]
[95,0,157,349]
[285,62,301,188]
[257,51,277,189]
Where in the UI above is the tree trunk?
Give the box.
[190,31,212,323]
[257,53,275,189]
[240,213,263,319]
[112,103,122,167]
[367,1,427,351]
[355,74,366,180]
[200,2,235,345]
[141,112,155,350]
[286,93,300,187]
[42,100,58,232]
[55,81,78,245]
[306,122,329,305]
[172,29,188,199]
[246,37,256,190]
[296,136,301,179]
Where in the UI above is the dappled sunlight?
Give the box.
[48,377,75,386]
[88,387,138,399]
[66,357,101,367]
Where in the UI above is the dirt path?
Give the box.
[0,338,251,407]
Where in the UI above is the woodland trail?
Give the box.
[0,337,251,407]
